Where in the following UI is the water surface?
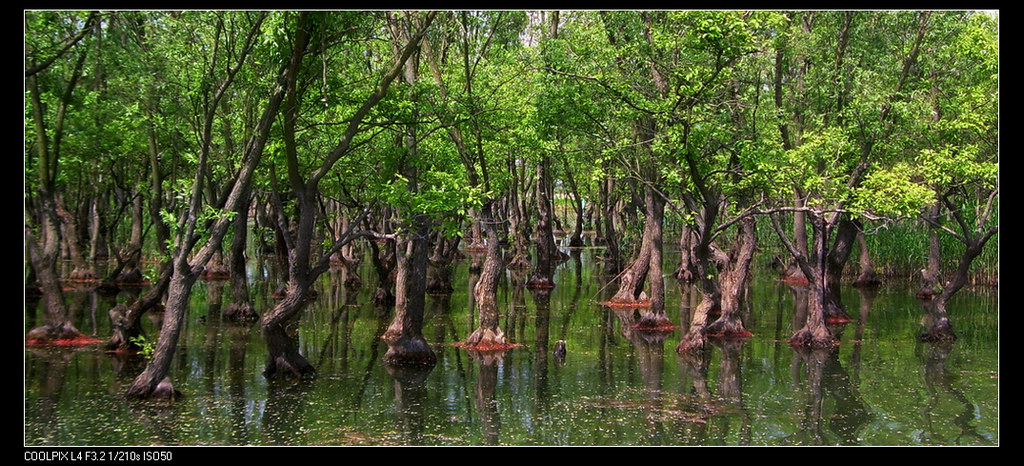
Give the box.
[24,249,999,446]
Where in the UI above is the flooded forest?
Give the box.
[25,10,998,447]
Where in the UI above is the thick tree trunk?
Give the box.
[224,191,257,322]
[426,231,459,294]
[383,217,437,366]
[822,215,858,323]
[674,226,698,283]
[367,234,396,307]
[922,237,986,342]
[116,193,146,285]
[504,156,532,269]
[707,216,756,339]
[676,239,720,353]
[561,158,586,248]
[261,283,316,378]
[465,207,487,252]
[125,268,198,399]
[463,202,509,350]
[608,232,652,305]
[788,215,839,348]
[783,194,810,284]
[107,261,172,353]
[635,186,670,329]
[57,194,96,282]
[26,192,86,344]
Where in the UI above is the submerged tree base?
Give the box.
[920,317,957,343]
[264,356,316,380]
[224,303,259,322]
[787,328,839,349]
[706,321,754,339]
[453,331,523,353]
[25,324,96,347]
[383,336,438,366]
[525,278,556,290]
[633,314,676,331]
[126,376,183,401]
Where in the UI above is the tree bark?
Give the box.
[25,194,86,344]
[224,191,257,322]
[125,267,198,399]
[923,226,996,341]
[707,216,756,339]
[463,202,510,350]
[822,215,858,323]
[527,154,558,289]
[107,261,172,353]
[852,230,881,288]
[786,213,839,348]
[635,185,670,329]
[383,216,437,365]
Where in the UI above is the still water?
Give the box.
[25,248,999,446]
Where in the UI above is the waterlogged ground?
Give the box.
[25,249,999,446]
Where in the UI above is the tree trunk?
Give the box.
[504,154,532,269]
[676,231,720,353]
[58,194,96,282]
[635,186,670,329]
[787,214,839,348]
[527,155,558,289]
[383,217,437,366]
[561,157,586,248]
[107,261,172,353]
[116,193,146,285]
[88,191,110,262]
[25,192,86,344]
[922,238,985,342]
[426,231,459,294]
[852,230,881,288]
[125,268,198,399]
[463,202,509,350]
[674,226,698,283]
[261,286,316,378]
[783,194,810,284]
[707,216,756,338]
[822,215,858,323]
[224,191,257,322]
[465,207,487,251]
[367,232,397,307]
[608,229,652,305]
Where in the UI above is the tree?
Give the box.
[870,12,998,340]
[421,11,531,351]
[260,11,436,377]
[763,11,984,348]
[25,10,100,344]
[127,11,273,398]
